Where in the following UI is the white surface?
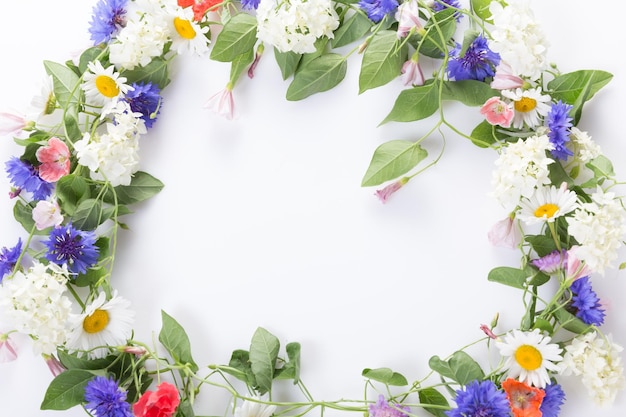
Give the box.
[0,0,625,416]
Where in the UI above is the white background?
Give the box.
[1,1,625,416]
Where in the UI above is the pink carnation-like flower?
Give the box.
[480,96,514,127]
[35,137,70,182]
[133,381,180,417]
[487,215,521,249]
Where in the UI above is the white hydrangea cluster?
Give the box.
[0,262,73,355]
[74,102,146,186]
[569,127,602,163]
[488,0,549,81]
[256,0,340,54]
[491,134,555,210]
[567,187,626,274]
[561,331,626,406]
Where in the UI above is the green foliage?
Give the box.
[361,140,428,186]
[210,13,258,62]
[41,370,94,410]
[428,351,485,386]
[418,388,450,417]
[286,54,348,100]
[159,310,199,373]
[361,367,408,386]
[359,30,407,94]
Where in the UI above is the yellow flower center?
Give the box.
[95,75,120,98]
[83,309,109,334]
[534,203,559,218]
[174,17,196,40]
[514,344,543,370]
[514,97,537,113]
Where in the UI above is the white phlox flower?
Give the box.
[234,397,277,417]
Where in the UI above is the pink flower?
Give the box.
[480,324,498,339]
[395,0,423,38]
[375,178,409,203]
[566,246,592,280]
[133,381,180,417]
[487,215,521,249]
[36,137,71,182]
[0,111,32,137]
[32,200,64,230]
[44,353,66,376]
[0,332,18,362]
[490,62,524,90]
[204,84,235,120]
[248,44,265,79]
[480,96,514,128]
[400,58,425,87]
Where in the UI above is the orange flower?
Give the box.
[502,378,545,417]
[177,0,222,21]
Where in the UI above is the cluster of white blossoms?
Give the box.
[560,331,626,406]
[74,101,147,186]
[256,0,340,54]
[491,134,555,210]
[0,262,72,355]
[488,0,549,80]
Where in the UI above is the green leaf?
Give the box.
[487,266,528,289]
[586,155,615,181]
[361,140,428,187]
[78,46,104,74]
[419,9,457,58]
[428,351,485,385]
[210,13,258,62]
[418,387,450,417]
[359,30,407,94]
[63,104,83,142]
[361,367,408,386]
[123,57,171,89]
[469,120,508,148]
[56,174,91,216]
[44,60,81,107]
[532,318,554,335]
[274,49,302,80]
[114,171,165,205]
[159,310,199,373]
[381,82,439,124]
[553,308,593,335]
[525,235,557,257]
[177,399,196,417]
[286,54,347,100]
[230,49,255,85]
[72,199,104,231]
[13,200,37,234]
[72,266,108,287]
[548,70,612,105]
[331,12,372,48]
[41,369,94,410]
[440,80,498,106]
[57,350,118,370]
[275,342,301,383]
[249,327,280,395]
[470,0,494,21]
[221,349,257,387]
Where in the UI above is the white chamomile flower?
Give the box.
[496,329,563,388]
[234,397,277,417]
[66,291,134,359]
[168,7,210,56]
[502,87,551,129]
[82,60,133,108]
[517,183,579,225]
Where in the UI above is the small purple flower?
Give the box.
[546,100,574,160]
[241,0,261,10]
[358,0,399,23]
[89,0,129,45]
[0,238,22,281]
[369,395,410,417]
[84,376,133,417]
[44,223,99,275]
[540,383,566,417]
[447,35,500,82]
[123,82,162,129]
[431,0,463,21]
[5,157,54,200]
[569,276,605,326]
[531,250,567,274]
[446,380,510,417]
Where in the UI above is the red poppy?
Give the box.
[177,0,222,21]
[133,381,180,417]
[502,378,545,417]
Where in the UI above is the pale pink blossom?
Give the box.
[32,200,64,230]
[480,324,498,339]
[400,58,425,87]
[0,332,18,362]
[490,62,525,90]
[375,178,409,203]
[35,137,71,182]
[566,245,592,280]
[480,96,514,127]
[0,111,32,137]
[395,0,423,38]
[248,44,265,79]
[44,353,66,376]
[205,84,235,120]
[122,345,148,356]
[487,215,521,249]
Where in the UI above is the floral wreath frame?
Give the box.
[1,1,625,417]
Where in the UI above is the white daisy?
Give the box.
[517,183,579,225]
[81,61,133,108]
[66,291,134,359]
[496,329,563,388]
[234,397,277,417]
[168,7,210,56]
[501,87,552,129]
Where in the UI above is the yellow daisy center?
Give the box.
[514,97,537,113]
[83,309,110,334]
[95,75,120,98]
[514,344,543,370]
[534,203,559,218]
[174,17,197,40]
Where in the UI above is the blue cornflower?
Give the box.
[5,157,54,200]
[431,0,463,21]
[84,376,133,417]
[569,276,605,326]
[447,35,500,82]
[44,223,99,275]
[88,0,129,45]
[241,0,261,10]
[540,383,566,417]
[124,82,162,129]
[0,238,22,281]
[369,395,410,417]
[358,0,399,23]
[546,100,574,160]
[446,380,510,417]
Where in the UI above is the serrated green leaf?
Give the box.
[361,367,408,386]
[332,12,373,49]
[487,266,528,289]
[44,60,81,108]
[381,82,439,124]
[274,49,302,80]
[286,54,347,100]
[428,351,484,385]
[113,171,164,205]
[361,140,427,186]
[72,199,104,231]
[441,80,498,106]
[41,369,94,410]
[159,310,199,373]
[359,30,407,94]
[210,13,258,62]
[249,327,280,395]
[418,387,449,417]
